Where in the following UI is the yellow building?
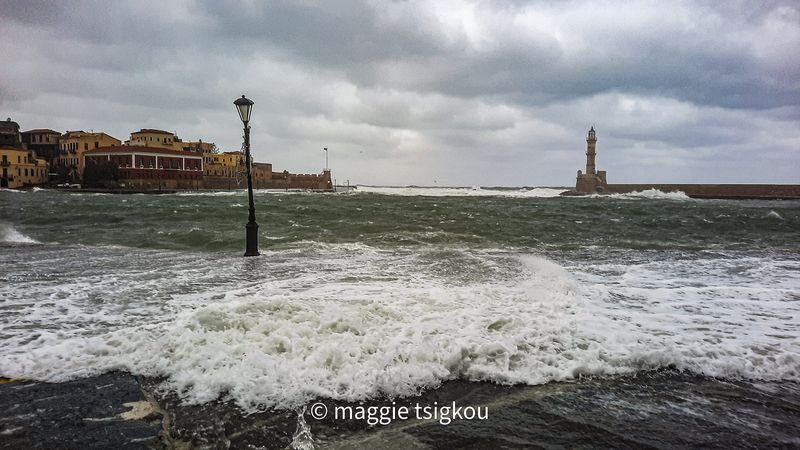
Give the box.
[203,151,243,177]
[1,147,48,188]
[127,129,216,155]
[57,131,122,179]
[127,129,178,148]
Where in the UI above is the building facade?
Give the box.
[1,147,49,188]
[575,127,607,193]
[0,118,48,188]
[203,151,243,177]
[21,129,61,163]
[177,140,215,153]
[126,129,216,155]
[0,118,23,149]
[84,146,203,189]
[126,129,178,148]
[57,131,122,180]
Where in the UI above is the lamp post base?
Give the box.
[244,221,259,256]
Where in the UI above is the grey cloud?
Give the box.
[0,0,798,186]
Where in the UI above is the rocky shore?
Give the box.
[2,370,799,449]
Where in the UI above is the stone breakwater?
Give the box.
[563,184,800,199]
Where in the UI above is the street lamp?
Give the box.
[323,147,328,171]
[234,94,259,256]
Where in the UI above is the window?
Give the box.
[94,142,99,148]
[24,169,28,176]
[84,143,88,151]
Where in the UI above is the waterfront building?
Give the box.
[21,129,61,163]
[203,151,243,177]
[177,140,216,153]
[202,150,246,188]
[84,145,203,189]
[0,118,24,149]
[126,129,178,148]
[0,118,48,188]
[127,129,217,154]
[57,131,122,180]
[575,126,608,193]
[0,147,49,188]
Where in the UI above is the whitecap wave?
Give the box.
[0,223,39,244]
[766,210,784,220]
[605,189,691,200]
[357,186,565,198]
[2,245,797,412]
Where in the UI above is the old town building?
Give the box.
[177,139,216,153]
[0,118,48,188]
[203,151,243,177]
[84,145,203,189]
[0,118,24,149]
[126,129,178,148]
[21,129,61,163]
[57,131,122,180]
[126,129,216,155]
[1,147,49,189]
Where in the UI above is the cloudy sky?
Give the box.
[1,0,798,186]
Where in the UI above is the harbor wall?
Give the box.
[605,184,800,199]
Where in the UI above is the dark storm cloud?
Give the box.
[0,0,797,185]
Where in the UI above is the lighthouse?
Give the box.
[585,126,597,175]
[575,126,607,193]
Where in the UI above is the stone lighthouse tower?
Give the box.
[575,126,607,193]
[585,126,597,175]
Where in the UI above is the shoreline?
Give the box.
[2,370,798,448]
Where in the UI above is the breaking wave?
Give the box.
[356,186,565,198]
[1,244,797,413]
[606,189,692,200]
[0,223,39,244]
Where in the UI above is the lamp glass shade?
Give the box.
[234,95,254,123]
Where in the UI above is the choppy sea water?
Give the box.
[1,186,799,445]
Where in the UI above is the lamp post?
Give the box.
[323,147,328,171]
[234,95,259,257]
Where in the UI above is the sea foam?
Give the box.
[2,244,798,413]
[0,223,39,244]
[356,186,565,198]
[605,189,692,200]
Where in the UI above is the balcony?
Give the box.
[0,160,9,167]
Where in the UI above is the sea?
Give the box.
[1,186,799,447]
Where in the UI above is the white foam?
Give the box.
[766,210,784,220]
[175,189,333,197]
[1,245,798,413]
[604,189,692,200]
[357,186,565,198]
[0,223,39,244]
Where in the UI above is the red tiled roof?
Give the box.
[21,129,61,134]
[84,145,203,157]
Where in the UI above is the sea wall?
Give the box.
[605,184,800,200]
[202,174,332,190]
